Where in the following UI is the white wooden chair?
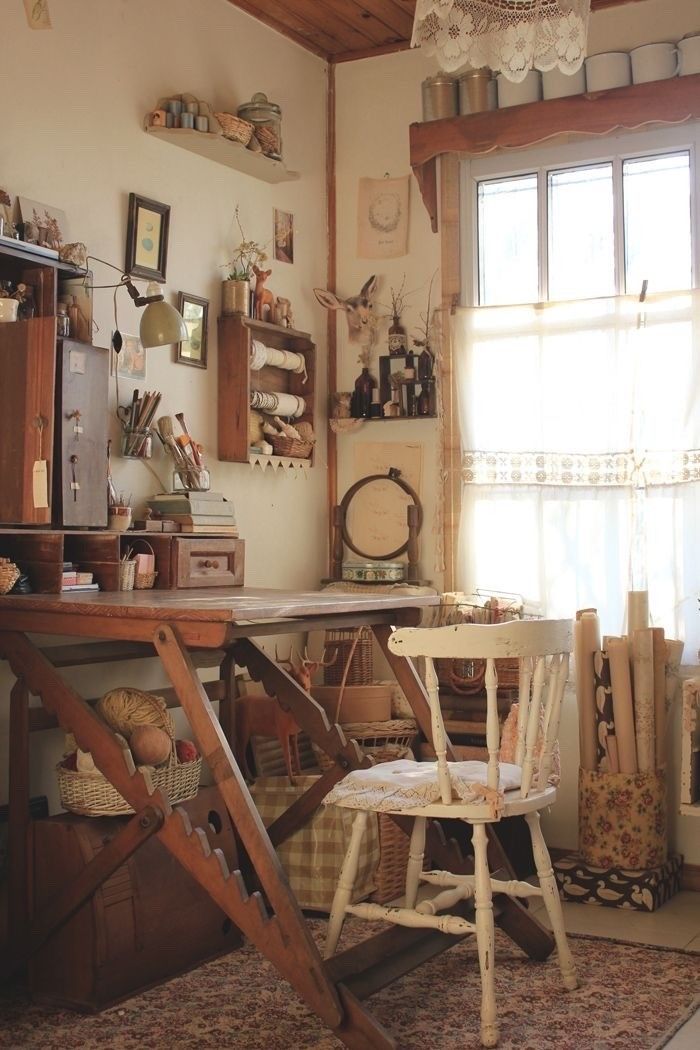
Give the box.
[322,618,577,1048]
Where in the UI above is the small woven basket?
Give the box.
[214,112,254,145]
[313,719,417,773]
[57,754,202,817]
[323,627,373,686]
[270,435,313,459]
[119,560,136,592]
[0,558,20,595]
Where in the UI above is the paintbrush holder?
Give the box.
[173,466,210,492]
[121,427,153,459]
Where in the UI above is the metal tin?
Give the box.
[458,68,495,115]
[342,561,406,583]
[237,92,282,159]
[421,74,458,122]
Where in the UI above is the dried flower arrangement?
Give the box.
[225,206,268,280]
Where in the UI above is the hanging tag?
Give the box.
[32,460,49,508]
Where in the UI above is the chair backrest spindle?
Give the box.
[485,657,500,791]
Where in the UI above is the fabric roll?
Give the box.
[651,627,666,769]
[628,590,649,634]
[593,650,614,771]
[631,628,655,772]
[574,609,600,771]
[607,636,637,774]
[250,339,306,376]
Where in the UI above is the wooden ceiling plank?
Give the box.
[333,39,412,64]
[319,0,405,47]
[268,0,378,52]
[224,1,340,58]
[349,0,414,38]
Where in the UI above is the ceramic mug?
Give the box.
[542,65,586,100]
[585,51,631,91]
[497,70,541,108]
[0,299,19,323]
[630,42,679,84]
[150,109,167,127]
[679,33,700,76]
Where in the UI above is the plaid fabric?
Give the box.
[251,775,380,911]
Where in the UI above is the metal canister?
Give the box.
[237,92,282,159]
[458,68,496,115]
[421,74,458,122]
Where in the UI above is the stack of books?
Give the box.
[61,563,99,592]
[146,491,238,536]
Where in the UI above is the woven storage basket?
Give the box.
[214,112,254,145]
[57,754,202,817]
[270,435,313,459]
[323,627,373,686]
[0,558,20,595]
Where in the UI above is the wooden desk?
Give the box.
[0,587,554,1048]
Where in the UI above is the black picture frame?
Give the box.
[175,292,208,369]
[125,193,170,282]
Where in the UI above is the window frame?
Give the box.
[461,125,700,308]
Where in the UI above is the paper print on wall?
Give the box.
[112,333,146,380]
[24,1,52,30]
[350,442,423,559]
[357,175,409,259]
[125,193,170,282]
[17,196,67,249]
[274,208,294,264]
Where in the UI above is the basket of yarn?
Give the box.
[0,557,20,595]
[214,112,254,145]
[57,687,201,817]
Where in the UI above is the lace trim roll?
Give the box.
[250,390,306,418]
[250,339,307,379]
[412,0,591,83]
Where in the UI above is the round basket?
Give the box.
[269,434,313,459]
[134,571,158,590]
[323,627,373,686]
[214,112,254,145]
[56,755,202,817]
[0,558,20,595]
[313,718,417,773]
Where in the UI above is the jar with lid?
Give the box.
[237,92,282,159]
[421,74,458,122]
[56,301,70,337]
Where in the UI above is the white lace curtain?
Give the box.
[454,291,700,657]
[412,0,591,82]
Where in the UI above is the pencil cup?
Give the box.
[121,427,152,459]
[109,507,132,533]
[173,467,210,492]
[578,768,667,869]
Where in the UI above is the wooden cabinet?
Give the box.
[0,243,109,527]
[217,315,315,464]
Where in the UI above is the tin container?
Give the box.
[237,92,282,159]
[342,561,406,584]
[421,74,458,122]
[458,68,495,115]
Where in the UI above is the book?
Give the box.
[179,524,239,535]
[61,582,100,592]
[147,498,235,518]
[76,572,93,585]
[167,513,237,526]
[149,490,225,503]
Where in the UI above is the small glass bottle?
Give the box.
[353,366,376,418]
[388,314,407,356]
[56,301,70,338]
[417,383,432,416]
[369,389,382,418]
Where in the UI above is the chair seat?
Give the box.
[323,759,522,813]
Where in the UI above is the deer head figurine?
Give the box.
[276,646,338,693]
[314,275,378,350]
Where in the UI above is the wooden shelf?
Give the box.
[146,127,299,184]
[410,73,700,231]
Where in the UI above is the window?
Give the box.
[459,128,700,657]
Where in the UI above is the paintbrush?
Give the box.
[157,415,189,467]
[175,412,202,466]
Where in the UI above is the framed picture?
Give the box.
[111,333,146,380]
[17,195,68,249]
[274,208,294,264]
[176,292,209,369]
[125,193,170,282]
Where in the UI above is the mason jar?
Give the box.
[237,93,282,159]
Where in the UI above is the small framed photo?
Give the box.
[111,333,146,380]
[125,193,170,282]
[274,208,294,264]
[176,292,208,369]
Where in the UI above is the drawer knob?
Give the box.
[200,559,220,570]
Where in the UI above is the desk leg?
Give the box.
[7,678,30,963]
[372,623,555,962]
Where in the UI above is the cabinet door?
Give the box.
[53,340,109,527]
[0,317,56,525]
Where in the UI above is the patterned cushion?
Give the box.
[322,759,522,813]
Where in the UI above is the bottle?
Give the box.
[353,367,376,418]
[404,353,416,416]
[418,346,434,382]
[388,314,407,356]
[418,384,431,416]
[56,301,70,338]
[68,295,81,339]
[369,389,382,418]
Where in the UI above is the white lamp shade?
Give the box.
[139,299,188,348]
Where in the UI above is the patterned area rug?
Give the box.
[0,922,698,1049]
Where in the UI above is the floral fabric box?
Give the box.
[578,768,667,869]
[554,852,683,912]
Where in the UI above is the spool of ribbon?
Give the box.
[250,339,306,378]
[249,390,305,417]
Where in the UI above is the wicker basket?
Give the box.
[313,719,417,773]
[134,571,158,590]
[0,558,20,595]
[214,112,254,145]
[323,627,373,686]
[119,560,136,592]
[57,754,202,817]
[270,435,313,459]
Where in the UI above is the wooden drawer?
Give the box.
[172,537,245,588]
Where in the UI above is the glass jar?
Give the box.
[121,427,153,459]
[173,466,211,492]
[56,301,70,337]
[237,92,282,159]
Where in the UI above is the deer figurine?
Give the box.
[253,265,275,322]
[233,647,338,782]
[313,275,378,349]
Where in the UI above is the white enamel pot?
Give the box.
[585,52,631,92]
[497,70,541,109]
[542,65,586,100]
[630,42,679,84]
[679,33,700,76]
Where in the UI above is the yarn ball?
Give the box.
[97,687,173,739]
[130,724,172,767]
[176,739,199,764]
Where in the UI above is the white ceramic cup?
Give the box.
[585,51,631,91]
[679,33,700,76]
[630,42,679,84]
[0,299,19,323]
[497,70,541,109]
[542,65,586,100]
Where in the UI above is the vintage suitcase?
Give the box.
[29,786,242,1010]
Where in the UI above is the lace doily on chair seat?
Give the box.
[412,0,591,82]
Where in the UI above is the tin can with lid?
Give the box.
[421,74,458,122]
[237,92,282,159]
[458,68,495,115]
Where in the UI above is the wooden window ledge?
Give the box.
[410,74,700,232]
